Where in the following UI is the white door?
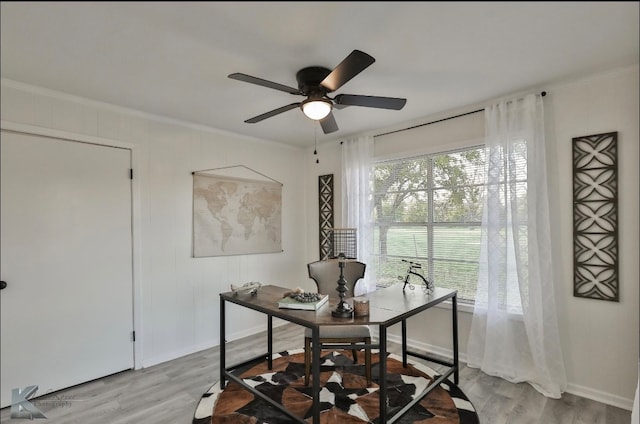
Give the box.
[0,131,134,407]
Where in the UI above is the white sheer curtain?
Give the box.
[341,135,376,295]
[467,93,567,398]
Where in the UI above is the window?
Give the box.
[372,146,488,303]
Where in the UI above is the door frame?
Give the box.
[1,120,143,370]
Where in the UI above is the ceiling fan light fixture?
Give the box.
[301,98,332,120]
[230,50,406,134]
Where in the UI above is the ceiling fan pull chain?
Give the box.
[314,125,319,164]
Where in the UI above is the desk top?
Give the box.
[221,284,456,327]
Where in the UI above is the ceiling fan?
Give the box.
[228,50,407,134]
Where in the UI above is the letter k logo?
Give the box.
[11,386,47,419]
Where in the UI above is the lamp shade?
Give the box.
[301,98,332,120]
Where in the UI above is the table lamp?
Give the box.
[332,253,354,318]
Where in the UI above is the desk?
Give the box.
[220,284,458,424]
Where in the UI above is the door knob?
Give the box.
[0,281,6,290]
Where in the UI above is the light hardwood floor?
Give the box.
[1,323,631,424]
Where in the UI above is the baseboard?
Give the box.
[566,382,634,411]
[380,330,634,411]
[141,339,219,368]
[378,330,469,364]
[140,320,290,368]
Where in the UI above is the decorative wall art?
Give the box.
[192,166,282,257]
[572,132,619,301]
[318,174,334,260]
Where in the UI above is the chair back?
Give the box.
[307,259,366,299]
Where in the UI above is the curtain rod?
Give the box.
[373,91,546,138]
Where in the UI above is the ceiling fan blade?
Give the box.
[245,103,301,123]
[320,50,375,92]
[319,112,339,134]
[334,94,407,110]
[229,73,300,95]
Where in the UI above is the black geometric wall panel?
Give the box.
[319,174,334,260]
[572,132,619,301]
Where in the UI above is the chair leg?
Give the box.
[351,343,358,364]
[365,337,372,386]
[304,337,311,386]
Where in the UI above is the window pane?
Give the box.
[372,144,499,305]
[433,149,486,187]
[432,226,481,262]
[433,188,484,222]
[432,226,481,303]
[374,226,428,258]
[374,159,429,194]
[433,259,479,302]
[375,191,428,222]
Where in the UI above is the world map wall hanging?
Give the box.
[192,166,282,257]
[572,132,619,301]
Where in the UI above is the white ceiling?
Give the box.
[1,2,638,148]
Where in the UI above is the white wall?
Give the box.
[304,65,639,409]
[1,79,309,368]
[546,66,639,409]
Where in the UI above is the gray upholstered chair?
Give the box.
[304,259,372,386]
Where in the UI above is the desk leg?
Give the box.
[452,294,459,385]
[311,326,320,423]
[267,315,273,370]
[379,325,387,423]
[401,319,407,367]
[220,297,226,389]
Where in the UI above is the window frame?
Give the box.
[371,144,488,304]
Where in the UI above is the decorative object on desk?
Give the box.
[278,287,329,310]
[399,259,435,294]
[193,349,479,424]
[332,254,354,318]
[572,132,619,301]
[281,286,320,302]
[192,165,282,257]
[353,297,370,317]
[230,281,262,296]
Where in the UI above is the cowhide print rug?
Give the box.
[193,349,479,424]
